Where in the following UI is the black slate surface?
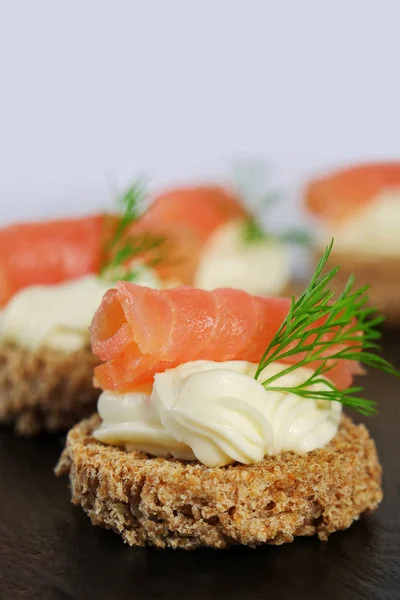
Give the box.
[0,328,399,600]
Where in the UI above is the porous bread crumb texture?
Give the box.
[0,342,100,435]
[56,414,382,550]
[315,249,400,324]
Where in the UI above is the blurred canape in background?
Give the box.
[304,162,400,325]
[131,183,248,286]
[0,173,303,435]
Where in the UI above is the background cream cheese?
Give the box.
[0,266,161,353]
[93,360,342,467]
[320,189,400,256]
[194,220,291,295]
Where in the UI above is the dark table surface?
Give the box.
[0,328,399,600]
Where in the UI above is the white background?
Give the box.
[0,1,399,224]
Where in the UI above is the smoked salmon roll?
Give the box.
[305,162,400,323]
[131,185,248,286]
[57,242,395,548]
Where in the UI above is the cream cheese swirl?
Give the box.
[93,361,342,467]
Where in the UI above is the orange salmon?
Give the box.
[91,282,360,393]
[0,214,110,307]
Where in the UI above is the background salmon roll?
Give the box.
[304,162,400,323]
[133,185,248,285]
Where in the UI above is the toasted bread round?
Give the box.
[56,414,382,549]
[0,342,100,435]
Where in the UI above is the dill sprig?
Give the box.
[112,178,147,245]
[242,191,279,243]
[100,178,167,282]
[255,240,399,415]
[243,218,313,246]
[232,159,312,246]
[242,216,272,243]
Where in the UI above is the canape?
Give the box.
[56,242,395,549]
[0,183,257,435]
[305,162,400,323]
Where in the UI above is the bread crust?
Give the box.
[313,249,400,324]
[0,342,99,435]
[56,414,382,549]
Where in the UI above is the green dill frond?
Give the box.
[232,159,312,246]
[100,178,167,282]
[255,239,400,414]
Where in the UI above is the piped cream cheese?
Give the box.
[93,360,342,467]
[320,189,400,256]
[96,391,195,459]
[0,266,161,353]
[194,220,290,295]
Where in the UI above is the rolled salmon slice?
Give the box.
[139,185,248,244]
[0,214,112,307]
[305,162,400,223]
[91,282,360,393]
[130,221,202,285]
[133,185,248,284]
